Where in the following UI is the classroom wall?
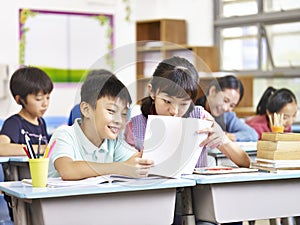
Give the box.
[136,0,214,46]
[0,0,136,119]
[0,0,213,121]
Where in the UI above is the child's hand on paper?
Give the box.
[197,119,228,149]
[121,151,154,178]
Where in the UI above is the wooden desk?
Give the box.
[183,171,300,224]
[0,178,195,225]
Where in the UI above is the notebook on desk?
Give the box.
[143,115,212,178]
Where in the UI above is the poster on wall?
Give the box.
[19,9,114,82]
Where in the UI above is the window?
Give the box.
[214,0,300,76]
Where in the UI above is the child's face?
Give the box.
[92,96,128,140]
[24,91,50,118]
[277,101,298,130]
[154,92,192,117]
[207,87,240,117]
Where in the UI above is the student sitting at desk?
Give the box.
[195,75,258,142]
[0,66,53,222]
[125,56,250,168]
[246,86,297,139]
[124,57,249,225]
[0,66,52,155]
[48,70,154,180]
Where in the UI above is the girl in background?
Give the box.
[195,75,258,142]
[246,86,297,139]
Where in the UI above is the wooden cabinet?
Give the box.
[135,19,219,102]
[135,19,254,117]
[136,19,187,45]
[136,44,219,101]
[136,19,219,101]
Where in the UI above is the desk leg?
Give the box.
[11,197,28,225]
[283,217,295,225]
[2,163,19,181]
[181,187,196,225]
[270,217,295,225]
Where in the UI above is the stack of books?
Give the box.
[251,132,300,172]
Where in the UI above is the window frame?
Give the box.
[214,0,300,77]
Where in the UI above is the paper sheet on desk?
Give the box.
[143,115,212,178]
[22,176,111,188]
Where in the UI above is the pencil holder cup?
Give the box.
[29,158,49,187]
[271,125,284,133]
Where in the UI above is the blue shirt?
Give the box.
[222,111,258,142]
[48,118,136,177]
[0,114,49,144]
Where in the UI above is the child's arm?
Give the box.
[0,135,27,156]
[196,119,250,168]
[54,152,154,181]
[0,135,46,156]
[217,140,250,168]
[0,143,28,156]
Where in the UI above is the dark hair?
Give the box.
[10,66,53,106]
[81,71,132,109]
[84,69,113,81]
[141,56,199,117]
[256,86,297,115]
[208,75,244,104]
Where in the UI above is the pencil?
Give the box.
[45,140,56,158]
[22,145,31,158]
[24,133,36,159]
[268,115,273,127]
[37,134,42,158]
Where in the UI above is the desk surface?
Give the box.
[0,178,195,199]
[0,157,9,163]
[183,170,300,184]
[8,156,28,162]
[0,156,28,163]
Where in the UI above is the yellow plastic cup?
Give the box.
[29,158,49,187]
[271,125,284,133]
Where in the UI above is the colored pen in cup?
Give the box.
[22,144,31,158]
[44,140,56,158]
[22,129,36,159]
[37,134,42,158]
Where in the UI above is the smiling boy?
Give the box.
[48,71,153,180]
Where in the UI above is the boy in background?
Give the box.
[0,66,53,222]
[0,66,53,155]
[48,70,153,180]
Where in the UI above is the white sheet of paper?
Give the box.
[143,115,212,178]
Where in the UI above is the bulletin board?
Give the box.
[19,9,114,82]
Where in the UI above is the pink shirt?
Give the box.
[246,114,292,139]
